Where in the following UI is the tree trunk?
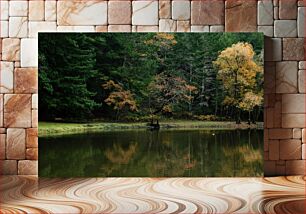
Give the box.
[189,65,193,112]
[214,88,218,116]
[248,111,251,125]
[234,69,241,124]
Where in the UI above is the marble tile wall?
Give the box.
[0,0,305,176]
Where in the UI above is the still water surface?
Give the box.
[39,129,263,177]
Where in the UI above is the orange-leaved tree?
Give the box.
[102,80,138,120]
[148,73,197,117]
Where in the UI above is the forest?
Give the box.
[38,33,264,124]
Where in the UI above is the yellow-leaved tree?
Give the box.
[239,92,263,124]
[213,42,263,124]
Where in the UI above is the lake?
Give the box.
[39,129,263,177]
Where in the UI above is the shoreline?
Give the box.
[39,121,264,137]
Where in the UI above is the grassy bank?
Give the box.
[39,121,263,137]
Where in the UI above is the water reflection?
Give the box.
[39,129,263,177]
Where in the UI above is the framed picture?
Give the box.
[38,32,264,177]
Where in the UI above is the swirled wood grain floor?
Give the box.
[0,176,305,214]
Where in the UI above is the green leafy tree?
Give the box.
[39,34,101,120]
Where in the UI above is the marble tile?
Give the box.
[29,1,45,21]
[225,0,257,32]
[29,21,57,38]
[264,38,282,61]
[283,38,305,61]
[14,68,38,94]
[264,62,276,94]
[6,128,26,160]
[2,38,20,61]
[26,148,38,160]
[95,26,108,32]
[273,99,282,128]
[279,0,297,19]
[258,0,273,25]
[4,94,32,128]
[20,38,38,67]
[191,0,224,25]
[136,26,159,32]
[302,144,306,159]
[0,95,3,128]
[293,128,302,139]
[108,25,131,32]
[0,176,305,212]
[9,1,28,17]
[191,25,209,32]
[210,25,224,32]
[177,21,190,32]
[0,134,5,159]
[0,1,9,20]
[57,26,95,32]
[57,0,107,25]
[159,19,177,32]
[274,6,279,20]
[282,114,305,128]
[266,108,274,128]
[298,7,305,37]
[45,1,57,21]
[264,161,276,176]
[285,160,305,175]
[0,61,14,93]
[275,164,286,175]
[265,93,276,108]
[269,128,293,139]
[132,1,158,25]
[1,21,9,37]
[159,1,171,19]
[269,140,279,160]
[108,1,131,25]
[258,26,274,37]
[172,1,190,21]
[282,94,305,114]
[298,70,305,93]
[280,139,302,160]
[26,128,38,148]
[0,160,17,175]
[276,61,298,93]
[14,61,20,68]
[299,61,306,69]
[298,0,305,6]
[18,160,38,175]
[274,20,297,37]
[32,94,38,110]
[32,110,38,128]
[9,17,28,38]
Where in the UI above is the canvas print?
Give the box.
[38,33,264,177]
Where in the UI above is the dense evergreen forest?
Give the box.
[38,33,263,123]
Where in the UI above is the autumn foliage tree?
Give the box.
[214,42,263,124]
[148,73,197,116]
[239,92,263,124]
[102,80,138,120]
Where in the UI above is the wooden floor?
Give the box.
[0,176,305,214]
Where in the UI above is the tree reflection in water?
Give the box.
[39,129,263,177]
